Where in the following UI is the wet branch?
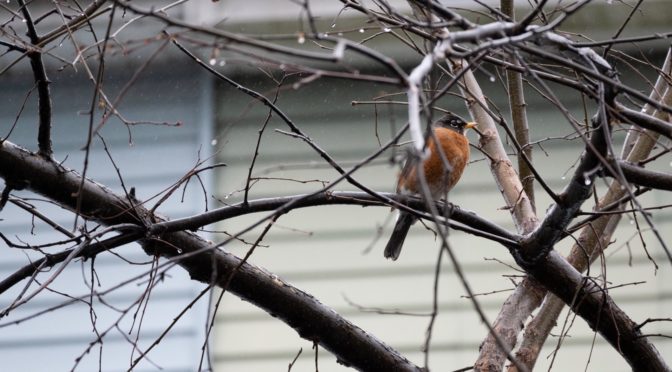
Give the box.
[0,139,422,372]
[17,0,53,158]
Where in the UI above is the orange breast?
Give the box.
[398,127,470,198]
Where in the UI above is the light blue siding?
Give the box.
[0,68,213,371]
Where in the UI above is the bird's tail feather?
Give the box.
[384,212,416,260]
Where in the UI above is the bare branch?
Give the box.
[525,250,668,372]
[617,105,672,141]
[613,160,672,192]
[511,47,672,370]
[500,0,535,212]
[17,0,53,157]
[0,139,422,372]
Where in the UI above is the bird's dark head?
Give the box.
[435,114,477,134]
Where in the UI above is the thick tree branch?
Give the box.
[0,140,421,372]
[474,13,656,370]
[613,160,672,191]
[522,110,610,262]
[4,136,665,370]
[616,105,672,141]
[508,102,671,371]
[507,53,668,370]
[459,49,540,372]
[6,106,663,369]
[524,250,668,372]
[510,47,672,371]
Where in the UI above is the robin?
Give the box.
[384,113,476,260]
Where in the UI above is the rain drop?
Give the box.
[218,60,226,66]
[211,139,218,146]
[383,27,391,32]
[331,23,337,28]
[297,34,305,44]
[561,176,566,180]
[359,28,365,33]
[584,178,592,186]
[489,76,496,82]
[209,58,216,66]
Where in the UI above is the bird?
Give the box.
[384,113,476,260]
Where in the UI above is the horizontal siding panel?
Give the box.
[0,328,199,372]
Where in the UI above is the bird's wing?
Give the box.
[396,149,417,193]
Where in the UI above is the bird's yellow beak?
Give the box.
[465,122,477,130]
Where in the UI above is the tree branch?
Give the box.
[0,139,442,372]
[522,109,610,263]
[0,229,144,296]
[36,1,110,47]
[502,0,535,212]
[459,51,540,372]
[115,0,407,82]
[17,0,53,158]
[616,105,672,141]
[613,160,672,191]
[6,135,660,370]
[503,93,670,370]
[1,180,520,299]
[510,46,672,371]
[525,250,669,372]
